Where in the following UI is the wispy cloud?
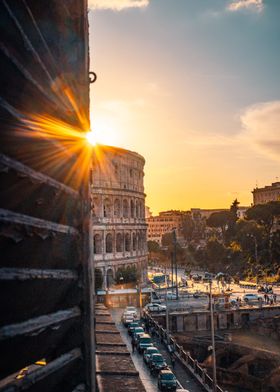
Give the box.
[227,0,264,12]
[240,101,280,161]
[89,0,149,11]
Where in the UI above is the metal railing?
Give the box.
[144,311,226,392]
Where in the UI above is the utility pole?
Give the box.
[173,229,178,300]
[165,268,169,334]
[171,251,174,295]
[209,280,217,392]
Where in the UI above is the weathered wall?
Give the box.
[0,1,93,391]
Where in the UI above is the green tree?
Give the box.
[230,198,240,221]
[206,211,232,243]
[181,215,195,241]
[246,201,280,235]
[147,240,160,253]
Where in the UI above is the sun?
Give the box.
[85,131,97,146]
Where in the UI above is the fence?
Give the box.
[144,310,225,392]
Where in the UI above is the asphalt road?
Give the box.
[111,308,203,392]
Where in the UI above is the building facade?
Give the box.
[91,145,148,289]
[252,182,280,205]
[147,210,188,245]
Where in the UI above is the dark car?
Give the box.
[132,327,144,342]
[143,347,159,365]
[149,353,168,375]
[128,321,140,336]
[137,334,153,353]
[158,369,177,391]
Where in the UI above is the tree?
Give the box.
[147,240,160,253]
[230,198,240,221]
[206,211,232,243]
[246,201,280,235]
[181,215,195,241]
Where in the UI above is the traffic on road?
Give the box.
[111,308,201,392]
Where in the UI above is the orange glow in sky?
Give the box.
[89,2,280,214]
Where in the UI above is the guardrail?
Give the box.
[144,310,226,392]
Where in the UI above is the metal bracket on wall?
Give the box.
[89,72,97,84]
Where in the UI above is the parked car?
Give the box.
[122,313,135,327]
[137,333,153,353]
[158,369,177,391]
[132,327,145,342]
[128,321,140,336]
[166,292,177,300]
[149,353,168,375]
[125,306,138,317]
[243,293,262,302]
[145,303,166,313]
[143,346,159,365]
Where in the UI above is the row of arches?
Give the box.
[93,231,147,254]
[92,196,145,219]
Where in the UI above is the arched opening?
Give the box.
[92,197,100,217]
[116,233,123,252]
[104,197,112,218]
[136,232,140,251]
[125,233,131,252]
[106,233,113,253]
[135,199,139,218]
[130,199,134,218]
[114,198,120,217]
[132,232,136,251]
[93,234,102,254]
[106,268,114,288]
[95,268,103,290]
[123,199,129,218]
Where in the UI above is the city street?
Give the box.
[111,308,203,392]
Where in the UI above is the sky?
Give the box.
[88,0,280,215]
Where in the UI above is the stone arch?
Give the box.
[116,232,123,252]
[106,268,114,288]
[92,196,101,217]
[95,268,103,290]
[135,199,139,218]
[140,200,145,218]
[123,199,129,218]
[125,232,131,252]
[105,233,113,253]
[114,198,121,217]
[132,232,136,251]
[136,232,140,250]
[93,234,102,254]
[104,197,112,218]
[130,199,135,218]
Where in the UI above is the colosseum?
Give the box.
[91,145,148,289]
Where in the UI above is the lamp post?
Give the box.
[172,229,178,300]
[209,280,217,392]
[247,233,258,284]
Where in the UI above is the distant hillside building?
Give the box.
[147,210,188,245]
[252,182,280,205]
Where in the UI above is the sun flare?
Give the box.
[86,131,97,146]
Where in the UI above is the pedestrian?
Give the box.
[273,293,277,303]
[270,296,273,306]
[131,337,136,353]
[264,293,267,303]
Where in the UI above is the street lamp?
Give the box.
[209,280,217,392]
[172,229,178,300]
[247,233,259,284]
